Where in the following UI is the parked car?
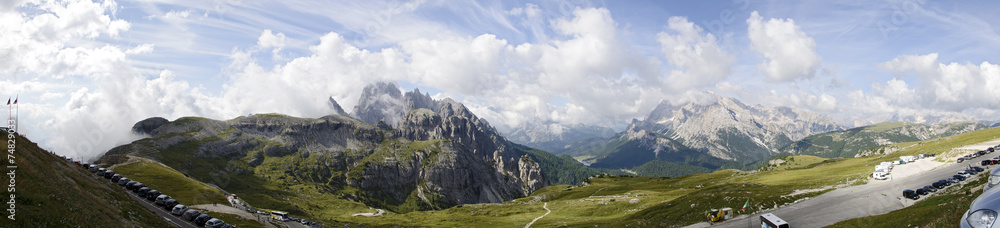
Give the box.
[205,218,226,228]
[145,190,161,201]
[973,166,986,172]
[924,185,938,192]
[968,169,980,175]
[103,170,115,179]
[903,189,920,200]
[180,209,201,221]
[982,160,993,166]
[125,180,138,189]
[955,175,968,181]
[96,168,106,176]
[986,168,1000,192]
[111,174,122,182]
[194,214,213,226]
[170,204,188,216]
[137,187,151,197]
[961,181,1000,227]
[916,188,929,195]
[88,165,99,172]
[933,180,946,189]
[155,195,171,206]
[949,177,961,183]
[117,178,131,186]
[128,181,144,192]
[959,157,966,163]
[162,199,180,210]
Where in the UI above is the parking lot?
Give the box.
[709,140,1000,228]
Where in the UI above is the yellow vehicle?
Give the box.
[706,207,734,223]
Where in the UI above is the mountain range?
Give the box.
[781,121,987,158]
[100,82,560,213]
[96,81,997,214]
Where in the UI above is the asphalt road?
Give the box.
[228,195,309,228]
[711,142,999,228]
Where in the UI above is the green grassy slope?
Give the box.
[783,121,986,158]
[2,132,172,227]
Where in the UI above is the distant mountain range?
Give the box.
[504,122,617,155]
[510,93,993,176]
[781,121,987,158]
[567,94,843,171]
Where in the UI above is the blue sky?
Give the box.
[3,0,1000,160]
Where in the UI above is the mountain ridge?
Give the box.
[100,82,557,213]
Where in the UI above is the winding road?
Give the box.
[524,202,551,228]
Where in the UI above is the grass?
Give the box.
[764,155,828,171]
[104,114,1000,227]
[130,125,1000,227]
[113,161,228,205]
[3,132,173,227]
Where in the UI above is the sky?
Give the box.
[3,0,1000,161]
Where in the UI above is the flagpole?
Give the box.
[14,95,18,134]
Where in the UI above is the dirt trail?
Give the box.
[524,202,551,228]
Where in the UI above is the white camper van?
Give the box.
[873,172,888,180]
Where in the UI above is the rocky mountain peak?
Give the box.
[131,117,169,135]
[351,82,444,127]
[627,94,844,162]
[328,96,349,116]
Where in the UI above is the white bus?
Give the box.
[760,213,789,228]
[271,211,290,222]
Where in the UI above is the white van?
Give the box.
[873,172,888,180]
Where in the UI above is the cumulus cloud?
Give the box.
[4,4,742,161]
[257,29,286,50]
[657,16,734,91]
[223,32,407,118]
[878,53,1000,111]
[0,0,130,78]
[746,11,821,82]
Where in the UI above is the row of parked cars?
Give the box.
[960,144,1000,228]
[903,165,984,200]
[959,146,997,163]
[68,157,233,228]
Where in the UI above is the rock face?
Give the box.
[627,94,843,162]
[350,82,440,127]
[131,117,169,135]
[580,94,844,169]
[328,96,349,116]
[101,84,548,212]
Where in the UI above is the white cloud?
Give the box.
[222,32,407,118]
[746,11,821,82]
[401,34,507,96]
[878,53,1000,111]
[126,43,154,55]
[257,29,286,51]
[657,16,734,91]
